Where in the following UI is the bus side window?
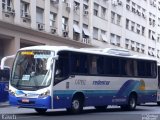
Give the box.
[71,53,88,74]
[89,56,98,74]
[104,57,119,75]
[97,56,104,74]
[125,60,135,76]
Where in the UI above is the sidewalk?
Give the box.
[0,101,10,107]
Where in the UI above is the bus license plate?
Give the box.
[22,99,29,103]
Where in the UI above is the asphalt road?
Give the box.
[0,104,160,120]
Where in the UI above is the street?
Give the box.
[0,104,160,120]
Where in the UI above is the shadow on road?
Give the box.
[16,107,152,117]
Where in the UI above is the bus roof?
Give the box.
[19,45,156,61]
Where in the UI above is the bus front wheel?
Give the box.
[157,102,160,106]
[67,97,83,114]
[35,108,47,114]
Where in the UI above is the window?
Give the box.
[83,0,89,4]
[93,27,98,40]
[62,17,68,31]
[142,26,145,36]
[116,35,121,46]
[104,57,120,75]
[50,12,57,27]
[136,24,140,34]
[111,11,115,23]
[54,52,69,85]
[148,30,151,39]
[101,7,106,19]
[137,60,156,77]
[36,7,44,24]
[110,33,116,45]
[83,24,90,38]
[136,43,140,52]
[141,44,145,53]
[117,14,121,25]
[21,1,30,17]
[126,19,129,29]
[158,34,160,42]
[74,1,80,11]
[89,56,104,75]
[131,21,135,31]
[121,59,135,76]
[125,39,130,49]
[101,30,107,42]
[131,41,135,51]
[83,4,88,14]
[152,32,156,40]
[93,3,99,16]
[71,53,88,74]
[2,0,13,12]
[73,21,80,40]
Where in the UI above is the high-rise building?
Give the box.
[0,0,160,63]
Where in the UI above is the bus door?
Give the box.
[0,68,10,102]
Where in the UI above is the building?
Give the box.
[0,0,160,65]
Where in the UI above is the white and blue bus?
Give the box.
[8,46,158,113]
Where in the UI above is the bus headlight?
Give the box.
[38,90,50,98]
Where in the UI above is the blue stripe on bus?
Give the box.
[53,89,157,108]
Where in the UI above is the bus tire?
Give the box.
[35,108,47,114]
[128,94,137,110]
[67,96,83,114]
[123,94,137,111]
[157,102,160,106]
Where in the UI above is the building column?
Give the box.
[13,0,21,24]
[121,2,127,49]
[44,0,50,33]
[4,37,20,67]
[31,0,37,29]
[79,0,83,42]
[89,0,93,44]
[57,0,62,35]
[0,0,2,20]
[68,0,73,39]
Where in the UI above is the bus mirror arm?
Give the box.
[1,55,15,70]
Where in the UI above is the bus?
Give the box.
[7,46,158,114]
[0,66,10,102]
[157,64,160,105]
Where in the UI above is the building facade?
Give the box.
[0,0,160,65]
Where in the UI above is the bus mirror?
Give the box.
[46,57,53,70]
[0,68,10,81]
[53,55,59,60]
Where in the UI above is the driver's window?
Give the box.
[54,52,69,85]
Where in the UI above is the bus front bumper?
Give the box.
[9,94,51,109]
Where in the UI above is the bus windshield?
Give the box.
[11,50,54,90]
